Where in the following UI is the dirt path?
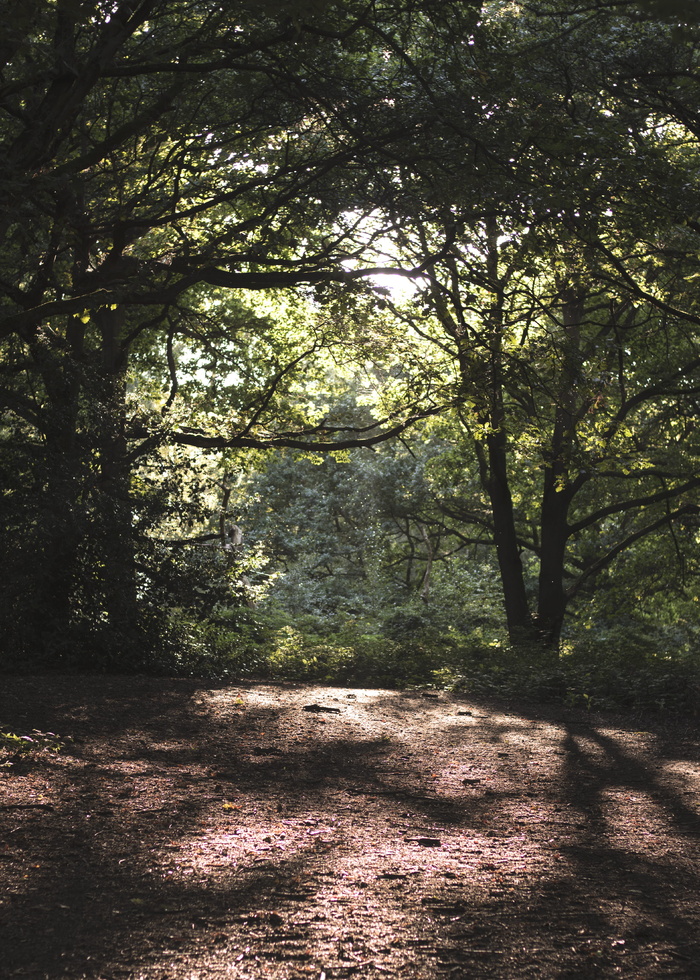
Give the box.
[1,676,700,980]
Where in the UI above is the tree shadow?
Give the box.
[2,678,700,979]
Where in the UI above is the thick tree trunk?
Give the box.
[486,430,534,645]
[534,285,587,650]
[93,306,139,656]
[453,230,585,655]
[29,317,86,659]
[535,489,570,648]
[480,217,540,649]
[38,460,82,654]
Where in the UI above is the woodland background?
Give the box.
[2,0,700,714]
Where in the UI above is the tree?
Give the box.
[1,0,489,666]
[0,0,448,665]
[3,0,699,669]
[350,2,700,650]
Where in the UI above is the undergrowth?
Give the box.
[6,603,698,718]
[140,605,700,718]
[0,729,70,767]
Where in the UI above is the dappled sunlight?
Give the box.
[599,786,675,852]
[2,677,700,979]
[658,756,700,806]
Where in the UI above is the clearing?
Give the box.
[1,675,699,979]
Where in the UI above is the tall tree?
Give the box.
[356,1,700,650]
[0,0,454,664]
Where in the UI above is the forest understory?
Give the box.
[1,676,700,980]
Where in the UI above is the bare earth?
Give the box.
[1,676,700,980]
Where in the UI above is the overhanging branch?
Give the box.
[171,405,445,453]
[567,503,700,600]
[568,475,700,536]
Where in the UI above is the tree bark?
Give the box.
[485,430,534,645]
[535,285,587,649]
[92,305,139,656]
[480,218,536,647]
[28,317,86,658]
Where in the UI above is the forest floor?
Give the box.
[1,676,700,980]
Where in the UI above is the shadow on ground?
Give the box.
[1,676,699,979]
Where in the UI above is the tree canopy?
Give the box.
[1,0,699,683]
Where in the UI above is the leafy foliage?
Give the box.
[0,728,70,768]
[1,1,699,714]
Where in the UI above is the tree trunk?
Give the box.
[92,306,139,659]
[534,284,587,650]
[486,430,534,645]
[535,489,570,648]
[481,217,539,649]
[29,317,86,659]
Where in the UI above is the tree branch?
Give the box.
[567,503,700,599]
[171,406,445,453]
[568,475,700,536]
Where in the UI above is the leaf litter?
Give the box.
[1,675,699,979]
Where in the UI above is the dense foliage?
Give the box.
[1,0,699,711]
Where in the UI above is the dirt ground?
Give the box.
[1,676,700,980]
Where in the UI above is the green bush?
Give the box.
[68,595,699,719]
